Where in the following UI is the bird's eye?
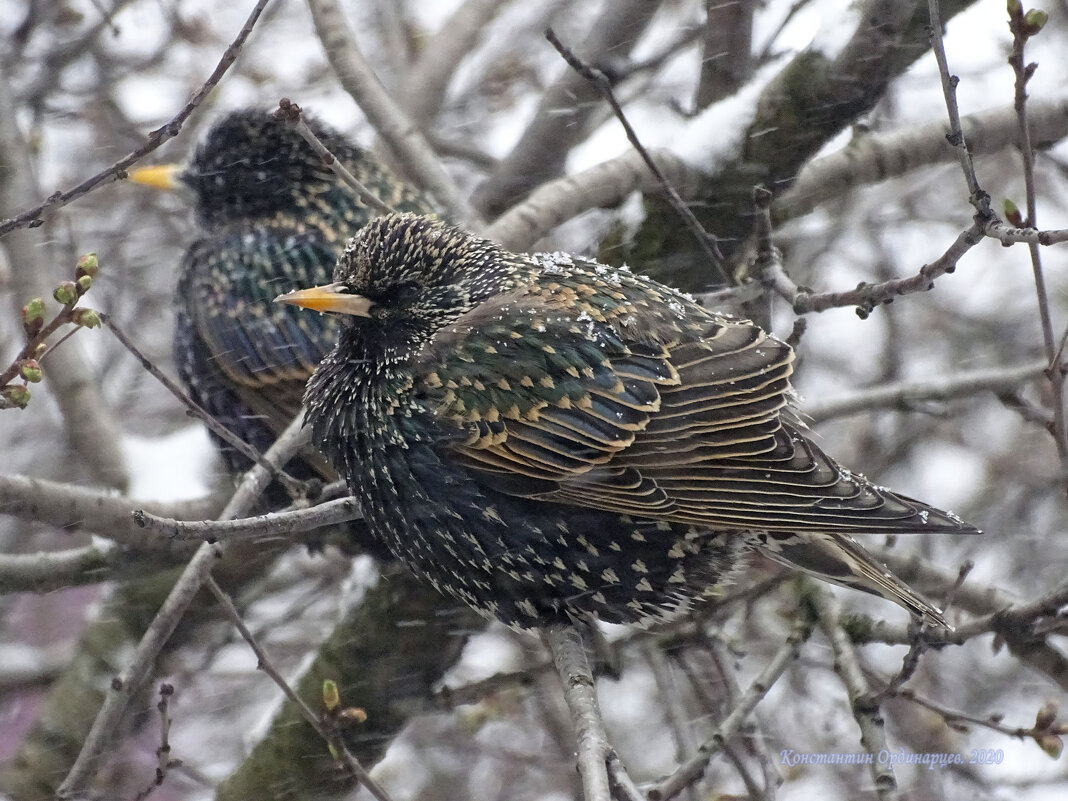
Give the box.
[391,281,421,306]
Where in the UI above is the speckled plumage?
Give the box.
[294,214,978,628]
[164,111,433,477]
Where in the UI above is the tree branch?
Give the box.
[488,147,703,252]
[805,361,1046,423]
[205,576,396,801]
[0,0,274,238]
[400,0,509,129]
[775,95,1068,222]
[544,624,637,801]
[305,0,480,226]
[0,472,224,548]
[472,0,662,217]
[0,76,129,489]
[132,496,361,542]
[649,615,811,801]
[807,583,898,800]
[57,412,309,798]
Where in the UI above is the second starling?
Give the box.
[130,110,434,479]
[279,214,979,629]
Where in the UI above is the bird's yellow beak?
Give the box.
[128,163,183,190]
[274,283,375,317]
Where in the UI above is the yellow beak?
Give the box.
[128,163,183,190]
[274,283,375,317]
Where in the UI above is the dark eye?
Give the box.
[391,281,421,305]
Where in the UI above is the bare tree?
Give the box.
[1,1,1066,800]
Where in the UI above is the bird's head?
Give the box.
[276,214,520,344]
[128,110,356,227]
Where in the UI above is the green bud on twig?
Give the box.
[1023,9,1048,35]
[1006,0,1023,15]
[75,252,99,278]
[1004,199,1024,227]
[19,360,43,383]
[22,297,46,336]
[322,680,340,712]
[53,281,78,306]
[1035,701,1058,731]
[1036,733,1063,759]
[77,275,93,294]
[34,343,48,359]
[2,385,31,409]
[71,308,102,329]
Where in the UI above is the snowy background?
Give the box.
[1,1,1066,799]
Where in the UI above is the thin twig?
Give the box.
[132,496,362,542]
[544,624,615,801]
[0,0,274,238]
[892,689,1066,744]
[57,412,309,798]
[274,98,395,215]
[103,313,305,497]
[745,184,779,331]
[858,575,1068,649]
[697,635,781,796]
[868,622,930,704]
[983,222,1068,245]
[436,664,547,708]
[748,221,985,317]
[807,583,898,800]
[132,684,181,801]
[1006,3,1068,465]
[0,301,81,399]
[649,615,811,801]
[642,642,701,801]
[618,24,705,82]
[205,576,397,801]
[545,27,728,286]
[926,0,988,212]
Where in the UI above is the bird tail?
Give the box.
[750,531,950,628]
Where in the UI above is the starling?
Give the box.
[130,110,433,479]
[278,213,978,629]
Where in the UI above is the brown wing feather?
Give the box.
[415,268,973,537]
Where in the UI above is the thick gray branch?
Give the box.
[777,95,1068,222]
[472,0,662,217]
[306,0,480,226]
[488,147,702,252]
[0,473,224,549]
[401,0,509,128]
